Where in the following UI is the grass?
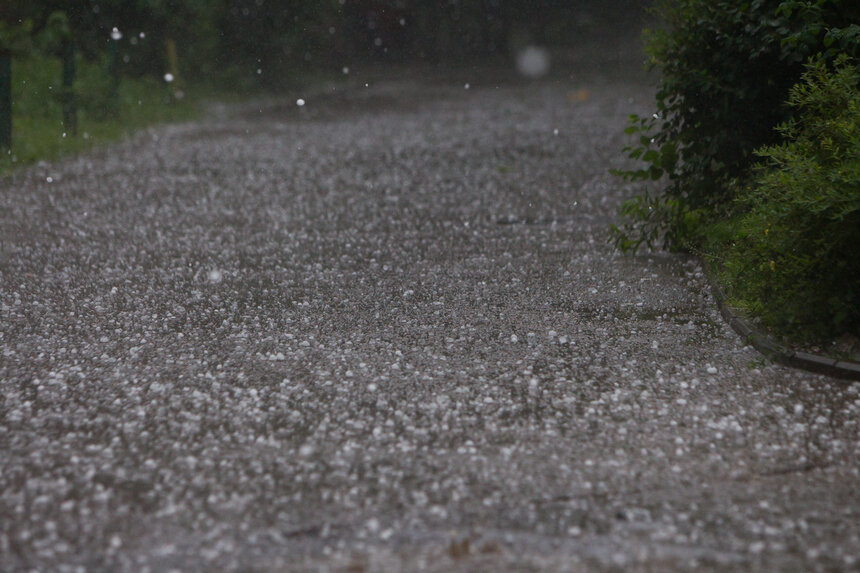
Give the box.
[1,53,212,176]
[1,52,359,177]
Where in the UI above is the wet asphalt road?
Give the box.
[2,57,860,572]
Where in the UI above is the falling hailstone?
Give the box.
[296,99,306,107]
[110,27,123,41]
[516,46,550,79]
[164,73,174,83]
[208,269,223,283]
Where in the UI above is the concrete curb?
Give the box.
[703,263,860,382]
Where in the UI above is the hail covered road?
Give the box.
[2,59,859,572]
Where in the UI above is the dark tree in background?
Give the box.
[1,0,649,87]
[216,0,344,85]
[1,1,217,78]
[342,0,647,62]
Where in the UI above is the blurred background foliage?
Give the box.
[2,0,648,88]
[0,0,648,171]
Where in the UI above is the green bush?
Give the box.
[717,57,860,341]
[613,0,860,252]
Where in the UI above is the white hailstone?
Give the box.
[516,46,550,78]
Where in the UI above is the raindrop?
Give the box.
[139,32,146,39]
[342,66,350,75]
[110,27,122,41]
[464,83,470,90]
[374,37,383,47]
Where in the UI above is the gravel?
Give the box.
[2,59,859,572]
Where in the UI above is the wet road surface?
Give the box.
[2,61,859,572]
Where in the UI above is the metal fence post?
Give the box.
[0,51,11,149]
[61,39,77,136]
[107,31,121,116]
[166,38,178,83]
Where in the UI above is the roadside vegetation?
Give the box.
[0,3,227,177]
[613,0,859,345]
[1,51,200,175]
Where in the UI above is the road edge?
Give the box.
[702,261,860,382]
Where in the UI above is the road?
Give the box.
[2,57,859,572]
